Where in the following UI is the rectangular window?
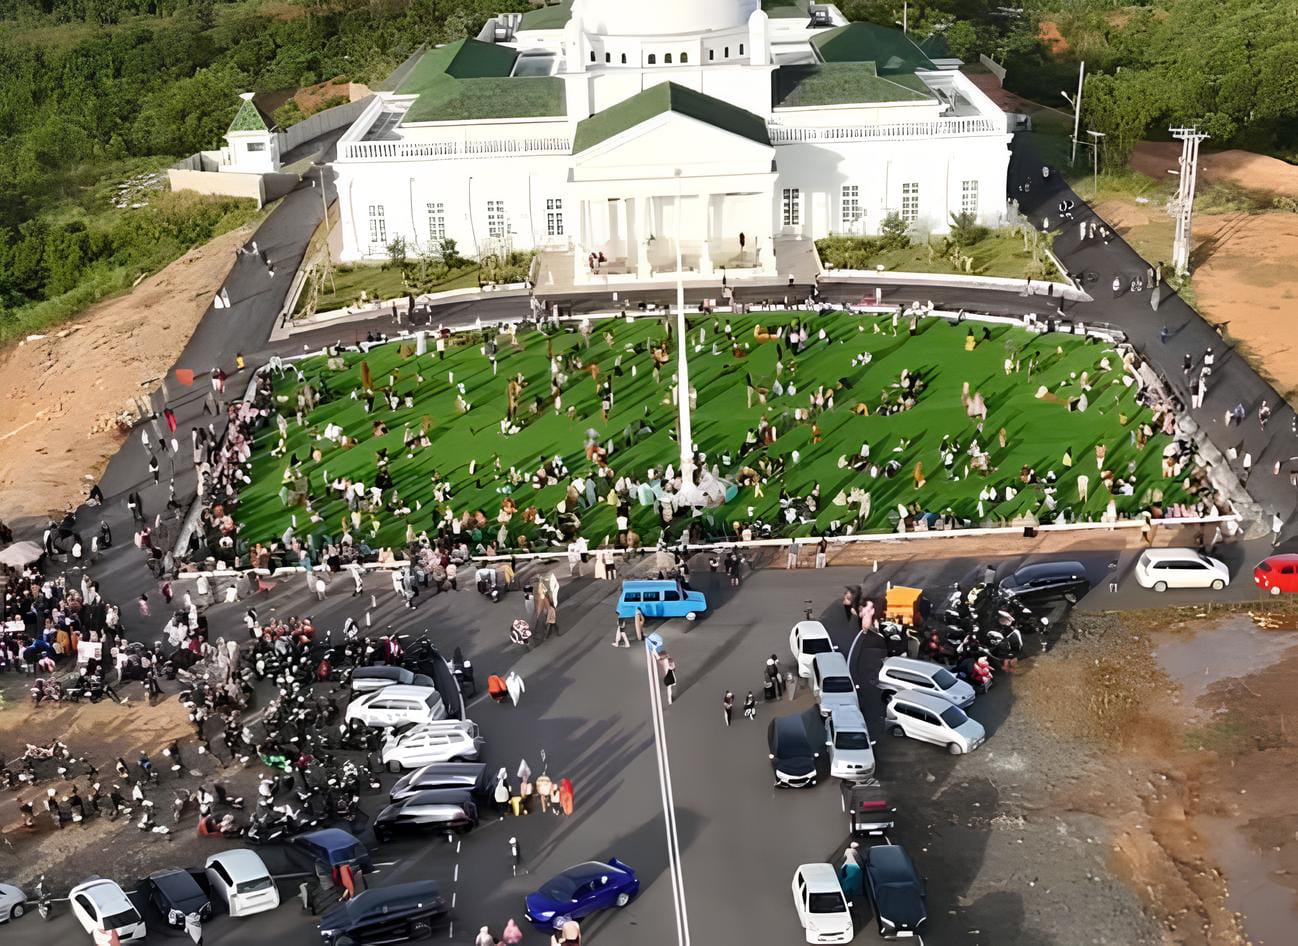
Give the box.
[900,182,919,223]
[426,202,445,243]
[545,197,564,237]
[781,188,800,227]
[486,200,506,238]
[961,179,979,216]
[246,142,265,153]
[367,205,386,245]
[840,184,861,229]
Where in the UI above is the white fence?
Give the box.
[339,136,572,161]
[768,117,1000,144]
[279,97,373,154]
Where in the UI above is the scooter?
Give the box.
[36,875,52,920]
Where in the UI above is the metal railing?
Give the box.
[340,136,571,161]
[768,116,1001,144]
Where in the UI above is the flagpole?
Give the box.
[674,168,694,485]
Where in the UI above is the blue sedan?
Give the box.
[525,859,639,930]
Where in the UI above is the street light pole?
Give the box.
[1060,61,1084,166]
[1086,129,1105,198]
[673,168,695,486]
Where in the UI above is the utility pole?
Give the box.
[1059,61,1084,165]
[1169,126,1209,276]
[1086,129,1105,198]
[672,168,695,489]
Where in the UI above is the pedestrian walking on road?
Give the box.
[658,652,677,705]
[1273,512,1285,547]
[743,691,756,720]
[1111,275,1122,298]
[348,561,364,596]
[612,620,629,648]
[1259,400,1272,430]
[509,837,521,876]
[1158,325,1170,344]
[148,455,159,484]
[786,671,798,701]
[501,919,524,945]
[1182,352,1193,379]
[475,927,496,946]
[1192,372,1207,410]
[184,912,202,946]
[505,670,525,706]
[785,542,798,569]
[722,691,734,726]
[633,607,645,641]
[314,576,327,601]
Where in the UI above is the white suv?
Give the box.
[825,706,875,781]
[345,685,446,728]
[885,690,985,755]
[1135,548,1229,592]
[877,656,976,708]
[380,720,484,770]
[791,863,854,944]
[789,620,835,678]
[69,878,146,945]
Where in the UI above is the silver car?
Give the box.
[0,883,27,922]
[877,656,976,708]
[825,706,875,781]
[811,652,858,717]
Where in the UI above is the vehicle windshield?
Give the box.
[104,908,140,928]
[822,677,854,693]
[939,705,968,728]
[802,637,833,655]
[835,731,870,750]
[236,876,275,894]
[539,876,580,900]
[1258,561,1272,572]
[808,892,845,913]
[932,667,959,689]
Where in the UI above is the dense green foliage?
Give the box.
[0,0,526,333]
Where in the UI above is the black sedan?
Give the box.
[143,868,211,928]
[998,560,1090,604]
[767,707,828,789]
[863,844,927,940]
[319,880,448,944]
[373,789,478,842]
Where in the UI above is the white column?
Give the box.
[573,198,586,281]
[673,171,694,483]
[636,195,652,278]
[697,193,713,275]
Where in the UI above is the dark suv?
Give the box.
[998,560,1090,604]
[318,881,448,945]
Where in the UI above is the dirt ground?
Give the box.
[1017,600,1298,945]
[1130,142,1298,201]
[0,225,253,528]
[1094,198,1298,402]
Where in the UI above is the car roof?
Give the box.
[881,656,944,677]
[1261,554,1298,564]
[72,878,132,911]
[792,620,830,637]
[556,861,621,883]
[401,788,474,807]
[865,844,918,880]
[293,828,365,857]
[829,705,867,728]
[322,881,442,928]
[149,869,202,895]
[1142,547,1213,562]
[797,863,843,891]
[813,651,850,674]
[207,849,270,881]
[366,685,440,700]
[1010,560,1086,580]
[770,708,825,749]
[352,666,411,680]
[892,690,957,712]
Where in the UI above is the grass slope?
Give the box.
[238,313,1183,550]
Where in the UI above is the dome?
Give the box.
[580,0,758,36]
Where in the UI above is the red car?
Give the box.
[1254,554,1298,594]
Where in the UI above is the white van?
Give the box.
[1135,548,1229,592]
[205,849,280,917]
[344,685,446,728]
[811,652,857,717]
[885,690,985,755]
[825,706,875,781]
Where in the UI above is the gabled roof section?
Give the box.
[812,21,938,75]
[228,95,277,134]
[398,39,565,124]
[573,82,770,154]
[774,62,935,107]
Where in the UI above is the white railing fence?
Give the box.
[769,117,999,144]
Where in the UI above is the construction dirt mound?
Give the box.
[1130,141,1298,200]
[0,225,253,528]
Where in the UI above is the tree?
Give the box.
[385,236,407,270]
[944,20,979,61]
[1082,71,1160,171]
[879,211,910,250]
[947,211,987,251]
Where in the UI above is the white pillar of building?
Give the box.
[673,171,694,485]
[696,192,713,275]
[636,195,652,278]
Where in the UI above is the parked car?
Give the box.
[143,869,210,928]
[791,863,853,944]
[349,666,435,694]
[389,762,490,802]
[768,707,828,789]
[290,829,374,873]
[811,651,857,717]
[998,560,1091,604]
[789,620,835,678]
[1254,554,1298,595]
[69,878,146,945]
[877,656,975,708]
[524,859,639,930]
[863,844,928,940]
[380,720,483,771]
[373,790,478,841]
[205,849,280,918]
[825,705,875,781]
[344,685,446,728]
[614,579,707,621]
[318,881,447,944]
[885,691,985,755]
[1135,548,1229,592]
[0,883,26,922]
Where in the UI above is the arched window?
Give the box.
[681,52,688,63]
[739,43,744,55]
[648,53,656,64]
[724,46,730,57]
[665,53,673,63]
[708,49,715,61]
[621,53,627,64]
[590,50,596,62]
[605,52,611,62]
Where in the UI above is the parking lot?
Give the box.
[4,534,1280,946]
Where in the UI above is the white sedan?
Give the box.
[205,849,280,918]
[789,620,835,678]
[1135,548,1230,592]
[0,883,27,922]
[69,878,145,945]
[791,863,853,944]
[380,720,484,770]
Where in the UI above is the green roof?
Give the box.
[228,97,274,133]
[812,22,938,75]
[762,0,810,18]
[398,39,566,123]
[518,0,573,30]
[573,82,770,153]
[773,62,935,107]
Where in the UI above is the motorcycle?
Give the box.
[509,619,532,648]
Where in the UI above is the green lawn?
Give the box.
[296,263,481,316]
[237,313,1186,551]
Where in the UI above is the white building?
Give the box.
[332,0,1011,283]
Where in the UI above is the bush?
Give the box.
[815,235,887,270]
[879,212,911,251]
[948,212,989,251]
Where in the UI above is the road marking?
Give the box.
[644,645,691,946]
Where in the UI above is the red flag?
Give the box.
[175,369,195,386]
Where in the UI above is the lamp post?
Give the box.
[673,168,695,486]
[1060,61,1085,166]
[1086,129,1105,198]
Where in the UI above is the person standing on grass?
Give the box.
[722,691,735,726]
